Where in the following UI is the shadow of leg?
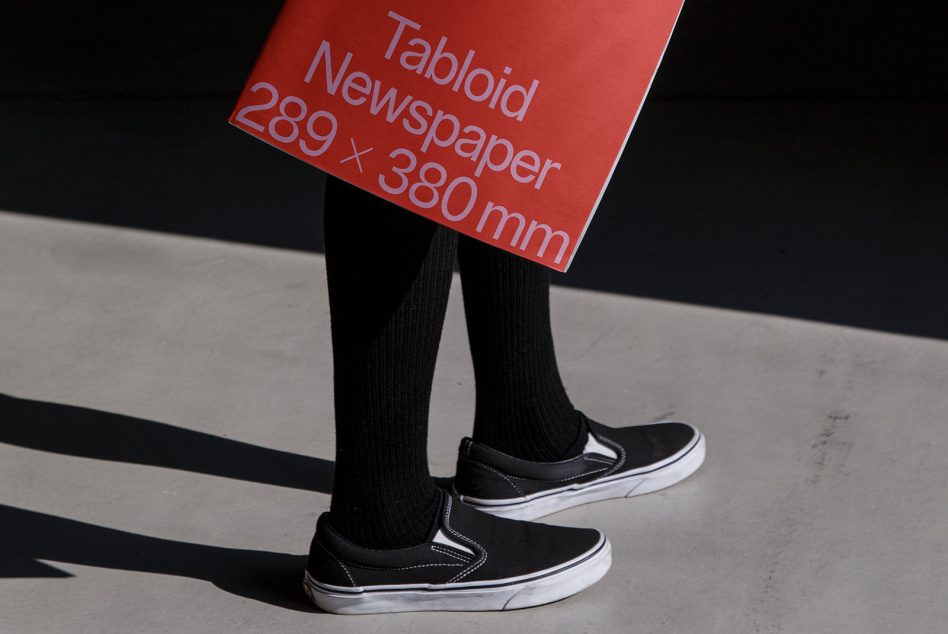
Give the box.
[0,393,334,493]
[0,504,315,612]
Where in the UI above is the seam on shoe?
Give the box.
[504,467,608,483]
[347,562,464,571]
[322,520,433,553]
[583,456,615,465]
[443,497,487,583]
[314,536,357,586]
[597,433,627,476]
[430,545,472,562]
[474,440,589,466]
[468,460,525,496]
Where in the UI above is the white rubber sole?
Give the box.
[302,535,611,614]
[460,432,706,521]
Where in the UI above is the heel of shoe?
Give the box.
[303,572,371,614]
[454,454,527,501]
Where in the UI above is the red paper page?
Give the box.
[229,1,684,271]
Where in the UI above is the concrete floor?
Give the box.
[1,210,946,633]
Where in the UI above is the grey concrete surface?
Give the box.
[1,210,946,633]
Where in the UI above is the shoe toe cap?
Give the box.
[600,420,699,466]
[451,501,605,581]
[496,523,605,579]
[659,422,699,453]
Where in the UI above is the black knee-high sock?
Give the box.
[458,236,584,462]
[324,177,457,548]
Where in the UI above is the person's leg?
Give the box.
[457,236,585,462]
[454,236,704,522]
[324,176,456,548]
[309,180,612,614]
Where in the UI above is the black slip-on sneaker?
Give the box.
[302,490,611,614]
[453,415,705,520]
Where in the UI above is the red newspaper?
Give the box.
[230,1,684,271]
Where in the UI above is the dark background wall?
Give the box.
[1,1,946,338]
[3,2,945,99]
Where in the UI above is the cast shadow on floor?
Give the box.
[0,393,456,608]
[0,503,315,611]
[0,392,334,609]
[0,393,334,493]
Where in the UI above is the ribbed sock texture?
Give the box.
[324,177,456,549]
[458,236,584,462]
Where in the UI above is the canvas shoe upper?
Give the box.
[303,489,611,614]
[453,415,705,520]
